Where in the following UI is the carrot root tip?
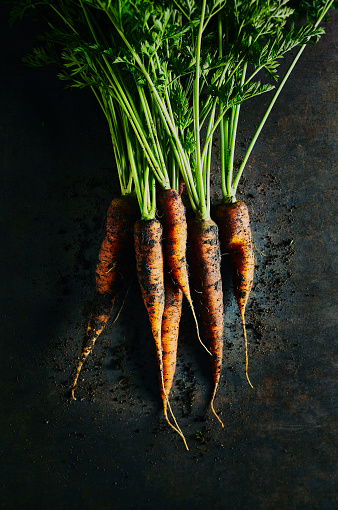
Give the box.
[210,383,224,428]
[246,372,254,390]
[163,403,189,451]
[241,311,254,390]
[211,402,224,428]
[112,280,132,324]
[188,299,212,355]
[71,347,92,400]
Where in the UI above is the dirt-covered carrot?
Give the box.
[134,218,188,449]
[134,218,165,358]
[215,200,254,388]
[188,218,224,426]
[71,195,138,399]
[161,272,183,413]
[213,1,334,394]
[178,176,185,197]
[157,189,210,354]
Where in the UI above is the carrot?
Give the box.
[188,218,224,426]
[161,272,183,412]
[157,189,210,354]
[214,200,255,388]
[71,195,138,399]
[178,176,185,197]
[134,218,188,449]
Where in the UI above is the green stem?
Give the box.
[149,173,157,218]
[232,0,334,195]
[105,96,127,194]
[193,0,207,219]
[226,62,247,201]
[105,9,200,209]
[124,114,142,206]
[49,5,79,35]
[220,115,229,199]
[80,1,168,187]
[138,86,170,189]
[218,10,228,199]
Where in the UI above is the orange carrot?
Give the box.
[134,218,188,449]
[157,189,210,354]
[134,219,165,354]
[178,176,185,197]
[215,200,255,388]
[161,272,183,412]
[71,195,138,399]
[188,218,224,426]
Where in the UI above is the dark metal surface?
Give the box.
[1,8,337,510]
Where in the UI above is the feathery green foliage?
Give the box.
[8,0,335,211]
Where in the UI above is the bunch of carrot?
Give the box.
[9,0,335,448]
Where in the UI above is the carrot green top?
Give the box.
[10,0,335,214]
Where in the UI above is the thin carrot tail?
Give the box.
[163,397,189,451]
[210,381,224,428]
[71,347,92,400]
[71,292,116,399]
[240,309,254,389]
[158,343,188,449]
[112,279,132,325]
[70,280,130,400]
[71,328,105,400]
[71,286,130,400]
[185,291,212,356]
[158,333,189,450]
[71,322,106,400]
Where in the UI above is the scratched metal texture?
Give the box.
[0,7,337,510]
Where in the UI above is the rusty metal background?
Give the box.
[1,7,337,510]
